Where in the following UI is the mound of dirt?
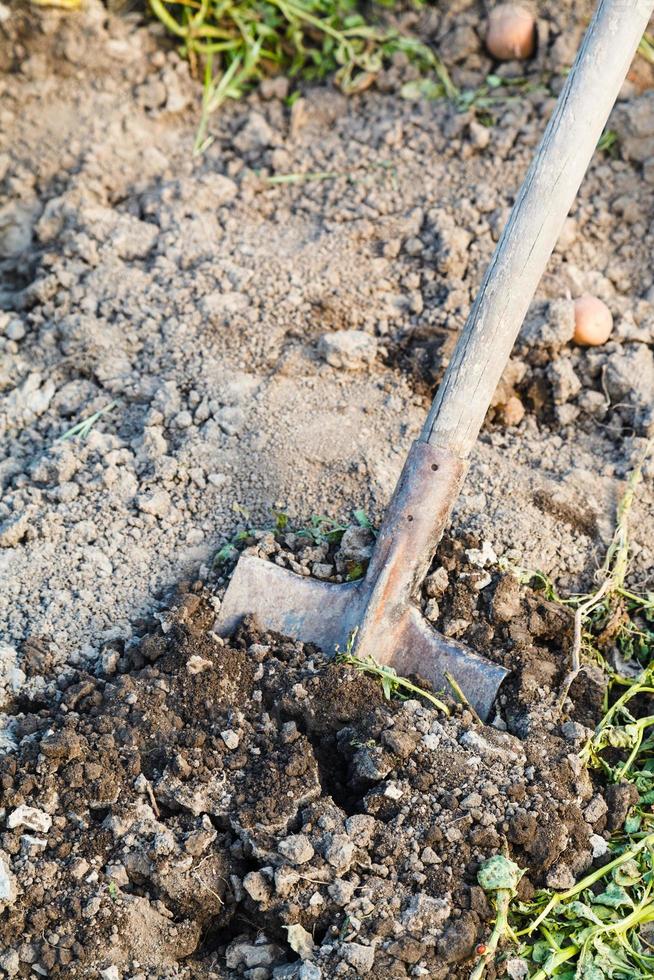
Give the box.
[0,534,626,979]
[1,0,653,692]
[0,1,653,975]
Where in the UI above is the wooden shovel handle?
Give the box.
[422,0,654,457]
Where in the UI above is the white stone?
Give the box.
[465,540,497,568]
[278,834,314,865]
[285,923,315,960]
[590,833,609,858]
[221,729,240,750]
[226,936,278,969]
[324,834,355,871]
[342,942,375,974]
[0,949,19,977]
[243,870,271,903]
[7,804,52,834]
[187,655,213,675]
[100,967,121,980]
[136,489,171,519]
[0,851,17,907]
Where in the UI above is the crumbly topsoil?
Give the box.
[0,538,624,979]
[1,0,653,685]
[1,1,654,976]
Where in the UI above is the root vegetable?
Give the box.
[485,4,536,61]
[573,295,613,346]
[499,395,525,426]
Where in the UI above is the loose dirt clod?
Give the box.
[1,0,653,678]
[1,1,654,976]
[0,545,615,976]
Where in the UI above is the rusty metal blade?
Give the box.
[215,554,363,654]
[361,604,508,722]
[216,553,508,720]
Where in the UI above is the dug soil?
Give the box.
[1,0,654,976]
[0,537,623,978]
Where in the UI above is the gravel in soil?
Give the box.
[1,1,654,976]
[0,533,629,979]
[1,0,653,687]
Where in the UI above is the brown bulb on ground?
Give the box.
[485,4,536,61]
[573,295,613,346]
[499,395,525,426]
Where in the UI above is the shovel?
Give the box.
[217,0,652,720]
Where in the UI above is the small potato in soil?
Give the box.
[486,4,536,60]
[573,294,613,346]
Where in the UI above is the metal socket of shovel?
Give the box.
[217,0,653,720]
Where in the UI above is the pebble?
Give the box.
[0,950,19,977]
[186,655,213,674]
[233,111,275,154]
[221,729,240,750]
[7,804,52,834]
[469,120,490,149]
[83,895,102,919]
[547,359,581,404]
[226,936,279,969]
[278,834,314,865]
[274,866,300,897]
[465,540,497,568]
[0,851,17,908]
[243,870,272,903]
[328,877,356,905]
[521,298,575,349]
[545,863,576,890]
[136,489,171,519]
[100,967,121,980]
[324,834,355,871]
[0,512,31,548]
[382,729,418,759]
[584,795,608,824]
[5,319,25,341]
[341,942,375,974]
[505,958,530,980]
[400,893,451,935]
[500,394,525,426]
[318,330,378,370]
[424,567,449,597]
[424,598,440,623]
[589,833,609,858]
[273,963,322,979]
[344,814,375,847]
[174,410,193,429]
[604,346,654,433]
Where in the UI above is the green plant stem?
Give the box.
[444,671,481,724]
[615,716,654,781]
[581,667,654,767]
[56,400,118,443]
[518,833,654,937]
[470,889,511,980]
[531,943,578,980]
[339,651,450,715]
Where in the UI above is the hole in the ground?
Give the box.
[309,732,363,816]
[259,695,366,816]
